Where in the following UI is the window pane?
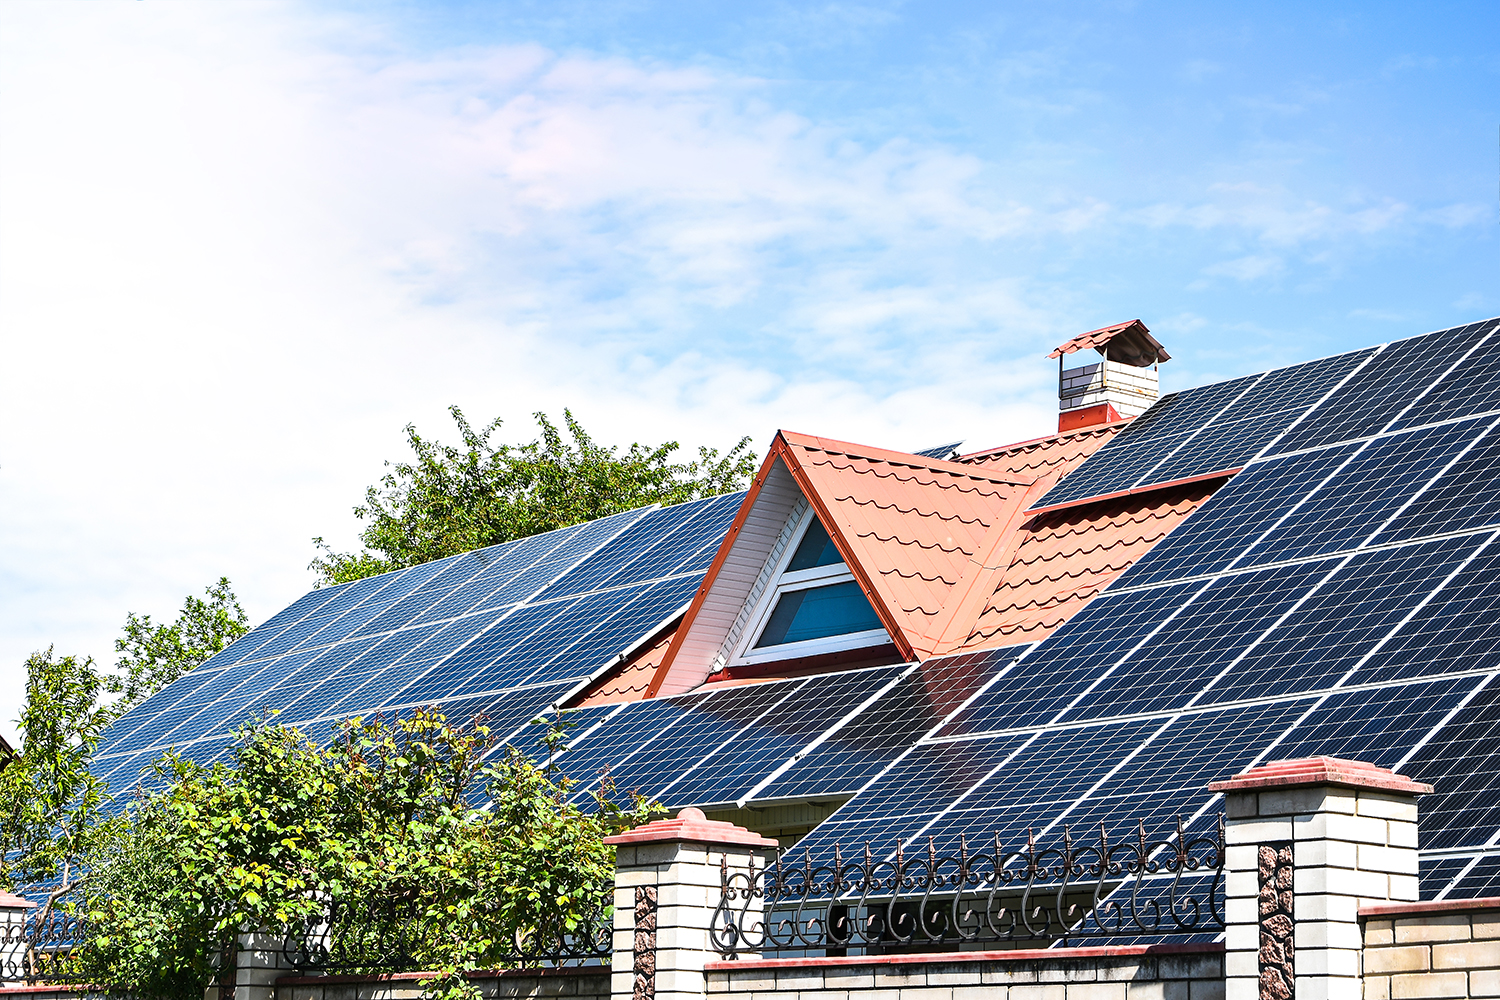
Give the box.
[787,517,843,571]
[754,582,884,648]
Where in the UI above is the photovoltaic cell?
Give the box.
[1120,444,1362,588]
[1203,536,1482,705]
[1030,435,1194,510]
[758,648,1025,801]
[1239,419,1485,568]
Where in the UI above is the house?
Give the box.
[91,316,1500,901]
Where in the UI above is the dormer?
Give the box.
[644,431,1041,697]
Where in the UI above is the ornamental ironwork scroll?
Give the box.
[711,815,1226,958]
[1,889,92,985]
[279,895,612,973]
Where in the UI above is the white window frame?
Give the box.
[729,507,889,666]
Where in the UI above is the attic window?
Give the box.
[733,511,888,664]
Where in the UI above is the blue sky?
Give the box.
[0,0,1495,739]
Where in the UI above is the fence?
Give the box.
[0,891,91,987]
[277,896,613,974]
[709,816,1226,958]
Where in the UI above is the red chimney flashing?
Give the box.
[602,807,779,848]
[1059,402,1123,433]
[1207,756,1434,796]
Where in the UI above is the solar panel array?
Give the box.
[532,647,1023,815]
[91,492,746,796]
[787,316,1500,903]
[88,315,1500,909]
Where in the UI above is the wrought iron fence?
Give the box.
[711,816,1225,958]
[1,890,92,985]
[279,896,613,973]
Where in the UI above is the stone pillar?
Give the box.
[1210,756,1433,1000]
[0,891,36,986]
[604,807,778,1000]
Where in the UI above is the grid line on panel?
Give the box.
[1383,319,1500,433]
[740,664,916,804]
[652,678,811,805]
[1250,345,1386,461]
[1365,419,1500,547]
[1200,535,1486,707]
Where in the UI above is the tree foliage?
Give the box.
[108,577,250,717]
[0,580,248,918]
[0,649,110,917]
[77,711,658,1000]
[311,407,757,586]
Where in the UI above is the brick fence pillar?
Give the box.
[1210,757,1433,1000]
[604,808,777,1000]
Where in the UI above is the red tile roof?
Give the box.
[572,629,676,707]
[1048,319,1170,364]
[600,417,1228,699]
[952,479,1222,649]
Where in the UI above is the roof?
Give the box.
[643,420,1199,695]
[646,432,1042,695]
[1048,319,1170,365]
[955,478,1222,648]
[573,627,676,706]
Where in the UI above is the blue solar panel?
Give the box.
[1239,419,1485,569]
[1120,444,1363,588]
[662,666,901,807]
[938,582,1202,736]
[1211,536,1484,703]
[1268,321,1496,456]
[757,648,1023,802]
[1397,675,1500,851]
[1060,560,1335,722]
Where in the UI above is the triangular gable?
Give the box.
[646,431,1036,696]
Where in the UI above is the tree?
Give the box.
[0,649,110,928]
[78,710,657,1000]
[310,407,757,586]
[108,577,250,718]
[0,579,248,916]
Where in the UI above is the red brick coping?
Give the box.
[273,967,607,985]
[1359,896,1500,918]
[0,891,35,908]
[704,941,1223,970]
[1208,756,1433,796]
[605,807,778,847]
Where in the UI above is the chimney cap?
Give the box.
[1049,320,1170,366]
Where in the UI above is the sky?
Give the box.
[0,0,1496,742]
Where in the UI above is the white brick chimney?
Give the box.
[1050,319,1169,432]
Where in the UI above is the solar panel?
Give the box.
[92,503,670,788]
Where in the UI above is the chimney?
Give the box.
[1049,319,1169,432]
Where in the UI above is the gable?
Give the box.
[646,432,1041,696]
